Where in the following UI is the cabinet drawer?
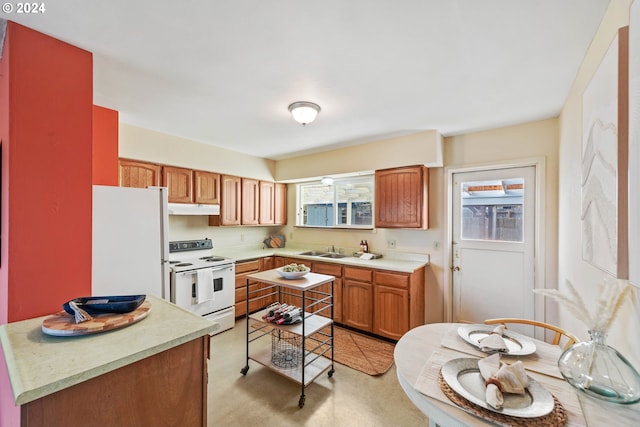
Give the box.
[235,275,260,289]
[344,267,372,282]
[313,262,342,277]
[375,271,409,289]
[235,283,264,302]
[235,259,261,274]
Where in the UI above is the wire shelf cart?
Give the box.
[240,270,335,408]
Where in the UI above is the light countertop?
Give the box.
[213,246,429,273]
[0,295,218,405]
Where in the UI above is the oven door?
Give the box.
[172,264,235,316]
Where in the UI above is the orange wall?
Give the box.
[0,22,93,426]
[92,105,119,185]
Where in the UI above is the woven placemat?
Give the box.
[438,370,567,427]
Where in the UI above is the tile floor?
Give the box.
[207,318,428,426]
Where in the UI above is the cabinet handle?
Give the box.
[451,266,461,271]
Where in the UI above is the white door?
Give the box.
[451,166,536,335]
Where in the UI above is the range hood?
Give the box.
[167,203,220,216]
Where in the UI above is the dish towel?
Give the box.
[478,325,509,353]
[196,269,215,304]
[477,353,528,409]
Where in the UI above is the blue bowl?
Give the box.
[63,295,146,315]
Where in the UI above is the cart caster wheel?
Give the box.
[328,369,335,378]
[240,366,249,375]
[298,395,305,408]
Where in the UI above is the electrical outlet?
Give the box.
[388,240,396,249]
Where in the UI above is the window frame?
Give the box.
[295,175,375,229]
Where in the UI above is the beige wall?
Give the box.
[276,130,443,181]
[119,123,276,180]
[558,0,639,366]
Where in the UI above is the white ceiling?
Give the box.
[4,0,609,160]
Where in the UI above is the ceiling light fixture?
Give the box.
[321,176,334,185]
[288,101,321,126]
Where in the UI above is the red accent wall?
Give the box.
[0,22,93,426]
[92,105,119,186]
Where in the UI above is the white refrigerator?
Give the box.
[92,185,170,299]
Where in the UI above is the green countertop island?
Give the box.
[0,295,218,427]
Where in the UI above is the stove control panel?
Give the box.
[169,238,213,253]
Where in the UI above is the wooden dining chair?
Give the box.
[484,318,580,350]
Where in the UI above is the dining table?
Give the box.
[394,323,640,427]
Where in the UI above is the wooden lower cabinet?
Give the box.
[342,267,374,332]
[310,261,342,323]
[235,259,261,317]
[374,285,409,340]
[342,265,425,340]
[21,337,210,427]
[242,256,425,341]
[235,258,281,317]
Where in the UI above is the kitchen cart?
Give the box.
[240,269,335,408]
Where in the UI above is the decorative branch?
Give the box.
[534,278,633,332]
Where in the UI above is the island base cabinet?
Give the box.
[21,337,209,427]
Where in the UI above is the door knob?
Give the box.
[452,266,461,271]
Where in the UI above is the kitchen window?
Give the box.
[296,176,374,228]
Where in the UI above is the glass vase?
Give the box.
[558,330,640,404]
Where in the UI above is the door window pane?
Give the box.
[461,178,524,242]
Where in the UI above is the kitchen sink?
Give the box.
[319,253,349,259]
[298,250,330,256]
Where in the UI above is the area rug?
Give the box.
[327,327,396,376]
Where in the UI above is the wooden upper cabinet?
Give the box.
[274,183,288,225]
[118,159,161,188]
[220,175,242,225]
[162,166,194,203]
[259,181,275,225]
[194,171,220,204]
[375,165,428,229]
[241,178,260,225]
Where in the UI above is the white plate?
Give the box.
[441,358,555,418]
[276,267,310,279]
[458,324,537,356]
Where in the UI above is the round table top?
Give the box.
[394,323,484,426]
[394,323,640,427]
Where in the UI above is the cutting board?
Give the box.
[42,301,151,336]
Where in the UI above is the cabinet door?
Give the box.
[220,175,242,225]
[194,171,220,204]
[241,178,260,225]
[373,285,409,340]
[118,159,161,188]
[259,181,275,225]
[375,165,428,229]
[310,262,342,321]
[274,183,288,225]
[342,280,373,332]
[163,166,194,203]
